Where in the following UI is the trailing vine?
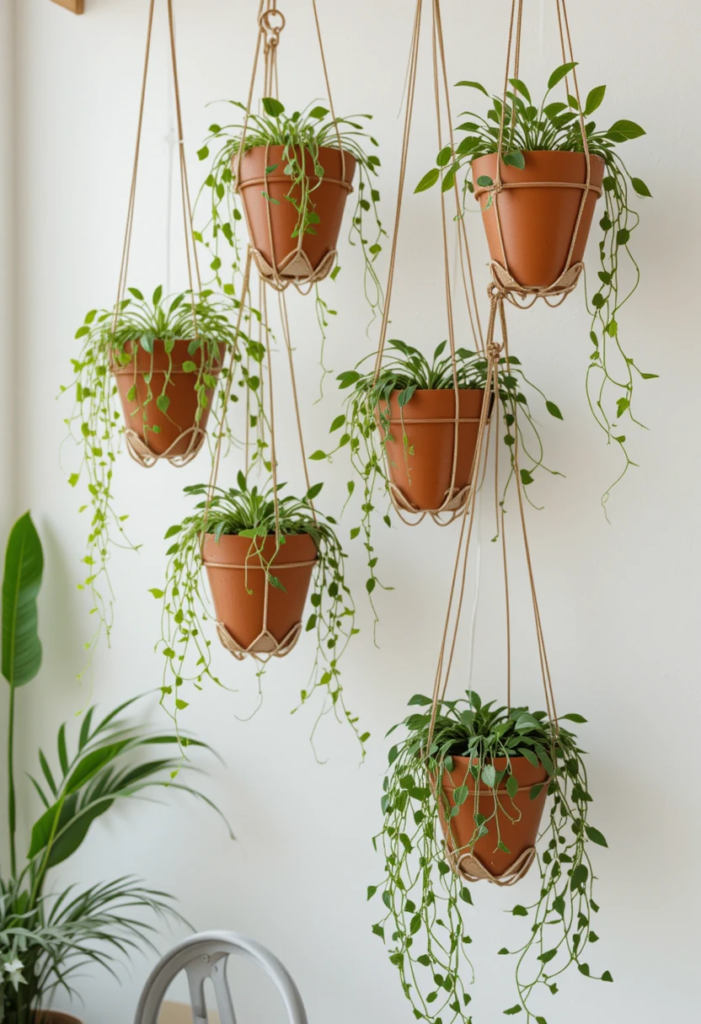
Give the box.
[197,98,385,377]
[313,339,563,604]
[416,62,653,510]
[62,286,260,653]
[370,690,611,1021]
[153,474,367,757]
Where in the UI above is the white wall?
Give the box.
[8,0,701,1021]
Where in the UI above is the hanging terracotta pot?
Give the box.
[471,151,605,289]
[112,340,220,461]
[236,145,356,282]
[33,1013,84,1024]
[438,755,549,881]
[203,532,317,657]
[378,389,487,512]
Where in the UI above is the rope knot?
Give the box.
[487,340,503,363]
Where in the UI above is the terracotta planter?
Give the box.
[378,389,487,512]
[112,340,220,459]
[438,755,549,880]
[236,145,356,281]
[472,150,605,288]
[203,532,317,655]
[33,1013,84,1024]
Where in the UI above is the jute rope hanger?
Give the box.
[373,0,488,526]
[111,0,208,468]
[232,0,352,292]
[423,284,560,886]
[482,0,597,306]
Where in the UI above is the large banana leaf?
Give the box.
[2,511,44,687]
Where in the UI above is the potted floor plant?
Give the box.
[313,339,563,598]
[369,689,612,1021]
[1,513,231,1023]
[198,99,385,360]
[154,474,368,756]
[417,63,653,503]
[63,285,258,652]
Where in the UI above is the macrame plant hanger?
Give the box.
[424,299,560,887]
[197,4,331,662]
[479,0,599,308]
[233,0,352,292]
[112,0,206,468]
[373,0,488,527]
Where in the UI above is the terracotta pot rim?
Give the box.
[204,529,316,539]
[472,149,606,163]
[33,1012,84,1024]
[383,386,486,396]
[240,142,357,160]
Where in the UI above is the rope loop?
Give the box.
[259,7,285,51]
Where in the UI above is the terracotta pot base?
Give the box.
[438,756,550,885]
[236,145,356,288]
[472,150,605,294]
[112,339,219,467]
[203,533,317,663]
[379,389,488,519]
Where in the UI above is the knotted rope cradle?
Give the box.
[197,247,321,663]
[111,0,211,468]
[373,0,488,525]
[480,0,601,308]
[233,0,353,292]
[422,290,560,886]
[196,0,367,662]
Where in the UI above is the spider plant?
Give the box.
[312,339,563,600]
[197,98,385,372]
[62,285,263,656]
[1,512,230,1023]
[416,62,654,510]
[154,473,367,757]
[369,689,611,1022]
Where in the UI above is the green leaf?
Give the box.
[306,483,323,501]
[509,78,531,103]
[481,764,496,788]
[546,400,563,420]
[560,713,587,723]
[476,174,493,188]
[512,904,528,917]
[519,469,534,486]
[506,775,519,800]
[607,119,645,141]
[152,285,163,306]
[2,512,44,688]
[602,970,613,982]
[156,394,170,414]
[456,80,489,96]
[584,85,606,115]
[502,151,525,170]
[148,588,165,599]
[309,450,327,461]
[128,287,144,300]
[571,863,589,890]
[309,105,329,119]
[436,146,453,167]
[330,414,346,432]
[415,168,440,193]
[262,97,285,117]
[585,825,608,847]
[503,1006,523,1015]
[631,176,652,198]
[454,785,469,805]
[538,949,558,964]
[547,62,578,90]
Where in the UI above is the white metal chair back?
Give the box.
[134,930,309,1024]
